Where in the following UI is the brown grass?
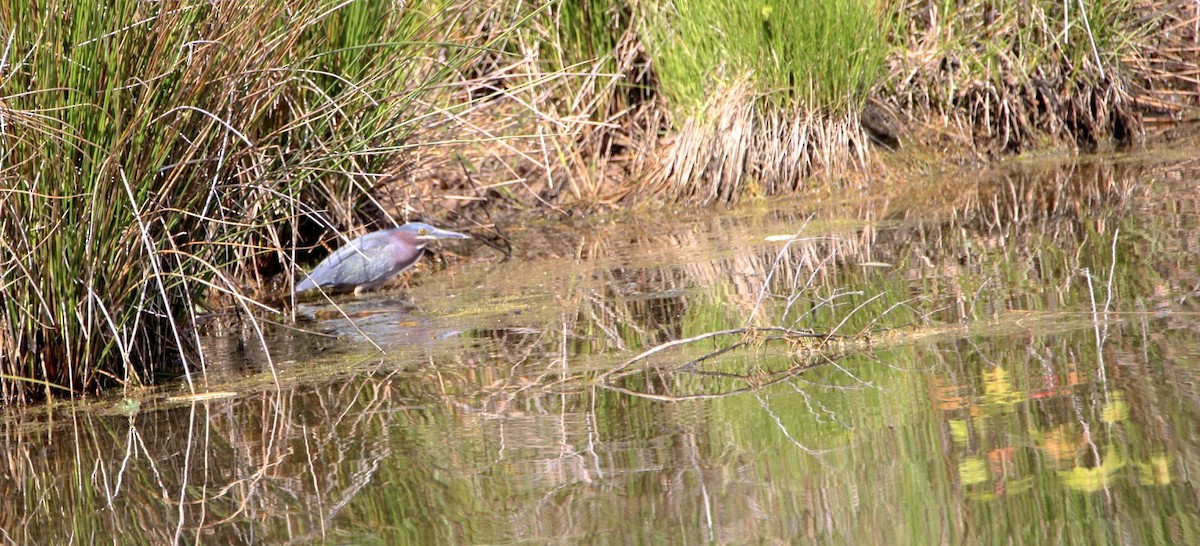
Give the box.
[1125,1,1200,123]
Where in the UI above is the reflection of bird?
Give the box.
[295,222,470,295]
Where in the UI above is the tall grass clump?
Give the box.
[637,0,891,203]
[0,0,485,402]
[889,0,1146,152]
[646,0,886,115]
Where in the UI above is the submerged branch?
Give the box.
[599,326,846,386]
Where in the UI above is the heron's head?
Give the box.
[398,222,472,241]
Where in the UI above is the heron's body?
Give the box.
[295,222,470,295]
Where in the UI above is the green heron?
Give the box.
[294,222,470,295]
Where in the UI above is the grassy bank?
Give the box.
[0,0,1189,401]
[0,0,496,400]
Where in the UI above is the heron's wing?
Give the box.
[308,241,395,288]
[354,232,398,251]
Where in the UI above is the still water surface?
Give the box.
[3,149,1200,544]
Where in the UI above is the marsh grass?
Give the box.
[0,0,497,401]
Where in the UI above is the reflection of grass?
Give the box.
[424,174,1146,401]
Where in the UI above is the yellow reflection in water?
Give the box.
[949,419,969,446]
[1136,455,1172,486]
[1036,425,1083,467]
[1101,391,1129,424]
[960,456,989,486]
[1057,446,1126,493]
[982,366,1023,409]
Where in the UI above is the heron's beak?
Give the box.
[417,227,472,241]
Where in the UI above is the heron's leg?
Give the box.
[353,285,366,297]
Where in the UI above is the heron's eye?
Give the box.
[419,229,428,236]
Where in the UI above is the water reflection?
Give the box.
[4,150,1200,543]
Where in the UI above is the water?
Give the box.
[3,148,1200,544]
